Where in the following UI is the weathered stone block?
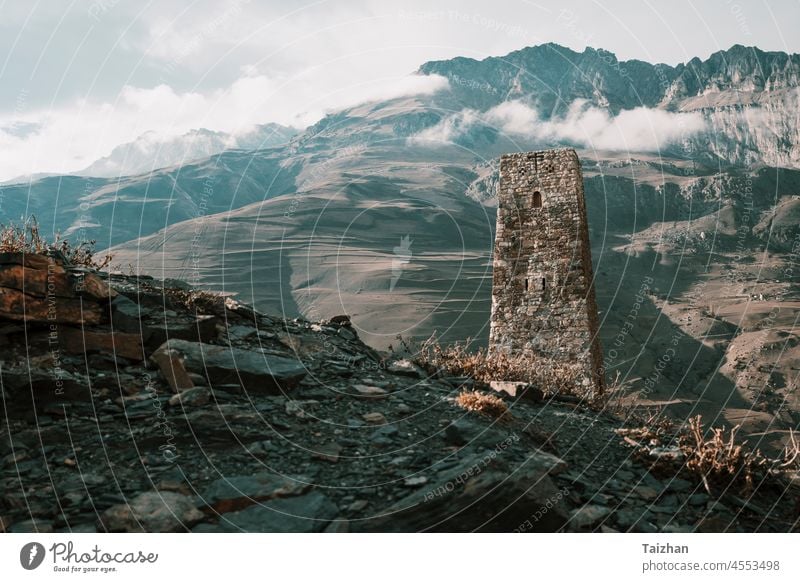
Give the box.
[0,286,102,325]
[152,339,307,394]
[59,327,145,361]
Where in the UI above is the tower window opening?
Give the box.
[533,191,542,208]
[524,278,529,291]
[541,277,546,290]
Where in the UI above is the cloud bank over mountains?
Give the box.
[410,99,707,151]
[0,73,448,182]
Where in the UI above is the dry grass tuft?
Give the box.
[778,428,800,471]
[622,414,780,495]
[679,415,770,494]
[455,390,510,419]
[160,287,226,314]
[0,220,49,254]
[0,218,112,269]
[402,334,591,400]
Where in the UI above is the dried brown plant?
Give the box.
[455,390,510,419]
[404,334,591,400]
[0,218,112,269]
[679,415,769,494]
[778,428,799,471]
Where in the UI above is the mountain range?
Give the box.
[77,123,298,178]
[2,43,799,449]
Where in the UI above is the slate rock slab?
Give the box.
[489,380,544,402]
[99,491,204,532]
[193,491,338,533]
[155,339,307,394]
[168,387,210,407]
[360,448,569,532]
[201,472,311,513]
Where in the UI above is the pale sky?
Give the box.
[0,0,797,179]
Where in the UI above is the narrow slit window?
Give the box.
[524,278,529,291]
[541,277,546,291]
[533,191,542,208]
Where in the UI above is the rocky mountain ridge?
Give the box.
[2,44,799,251]
[77,123,298,179]
[417,44,800,167]
[420,44,800,111]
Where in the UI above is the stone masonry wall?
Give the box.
[489,149,604,392]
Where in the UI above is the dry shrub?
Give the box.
[405,334,589,399]
[160,287,226,314]
[597,371,637,415]
[455,390,510,419]
[617,408,675,444]
[125,274,254,319]
[0,218,112,269]
[778,429,799,471]
[619,414,791,495]
[679,415,769,494]
[0,219,49,254]
[61,240,113,270]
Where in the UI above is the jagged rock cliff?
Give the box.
[418,44,800,167]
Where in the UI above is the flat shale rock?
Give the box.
[0,254,113,325]
[150,345,194,392]
[385,359,424,377]
[489,380,544,402]
[59,327,145,361]
[99,491,204,532]
[193,491,338,533]
[360,448,569,532]
[201,472,311,513]
[7,517,54,533]
[1,367,91,418]
[155,339,307,393]
[0,252,66,272]
[144,315,217,351]
[108,294,145,332]
[168,387,210,407]
[0,263,74,296]
[570,505,612,529]
[77,272,118,301]
[0,286,103,325]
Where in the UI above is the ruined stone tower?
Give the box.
[489,148,604,392]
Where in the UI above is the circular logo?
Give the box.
[19,542,46,570]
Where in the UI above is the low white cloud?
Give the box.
[326,74,449,111]
[407,109,481,144]
[0,73,448,181]
[412,99,707,151]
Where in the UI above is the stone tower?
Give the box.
[489,148,604,392]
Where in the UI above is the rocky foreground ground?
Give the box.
[0,252,798,533]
